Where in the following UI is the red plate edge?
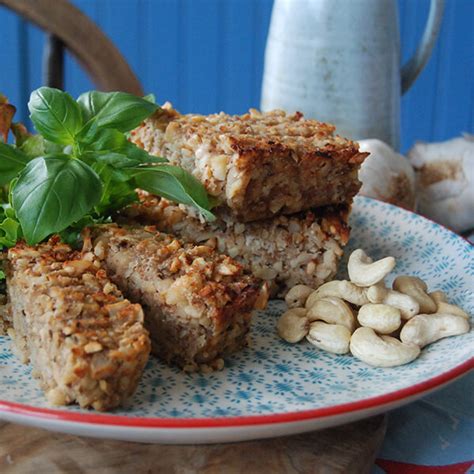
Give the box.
[1,358,472,429]
[1,198,472,429]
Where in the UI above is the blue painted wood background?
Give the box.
[0,0,472,152]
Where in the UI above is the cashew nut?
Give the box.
[350,327,420,367]
[307,296,356,332]
[427,289,469,318]
[307,322,351,354]
[393,276,437,314]
[367,284,419,320]
[285,284,314,308]
[277,308,309,343]
[434,301,470,320]
[400,313,470,348]
[348,249,396,287]
[429,290,448,304]
[306,280,370,308]
[357,304,401,334]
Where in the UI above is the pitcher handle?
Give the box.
[401,0,445,94]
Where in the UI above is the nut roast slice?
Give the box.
[130,104,368,222]
[90,225,268,372]
[6,237,150,410]
[121,191,351,298]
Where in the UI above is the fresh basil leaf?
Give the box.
[0,270,4,280]
[18,135,46,158]
[0,204,15,219]
[80,128,166,165]
[0,142,30,185]
[124,142,167,164]
[75,118,99,144]
[0,204,21,248]
[44,140,64,155]
[28,87,83,144]
[12,155,102,244]
[132,165,215,221]
[77,91,158,133]
[84,150,165,169]
[91,162,137,214]
[87,152,142,168]
[7,178,17,206]
[0,203,20,248]
[80,127,126,151]
[0,216,20,247]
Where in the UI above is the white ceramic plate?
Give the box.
[1,197,473,444]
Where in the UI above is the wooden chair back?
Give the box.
[0,0,143,95]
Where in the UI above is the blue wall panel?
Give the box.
[141,0,181,107]
[0,11,24,122]
[183,0,221,113]
[0,0,472,153]
[64,1,97,97]
[399,0,474,150]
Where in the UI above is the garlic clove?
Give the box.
[358,139,416,210]
[408,135,474,233]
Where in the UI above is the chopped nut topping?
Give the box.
[91,224,263,371]
[84,341,103,354]
[63,259,92,274]
[7,238,150,410]
[103,282,116,294]
[216,262,239,276]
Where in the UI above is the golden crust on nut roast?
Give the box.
[130,104,367,222]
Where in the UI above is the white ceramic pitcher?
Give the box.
[261,0,444,150]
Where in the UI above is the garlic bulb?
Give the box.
[408,135,474,233]
[358,139,416,210]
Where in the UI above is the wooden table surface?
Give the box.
[0,415,386,473]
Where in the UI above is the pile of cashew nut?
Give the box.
[278,249,471,367]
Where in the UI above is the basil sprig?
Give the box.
[0,204,20,248]
[28,88,83,144]
[133,165,215,221]
[0,143,30,185]
[0,87,215,249]
[77,91,158,132]
[12,156,103,244]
